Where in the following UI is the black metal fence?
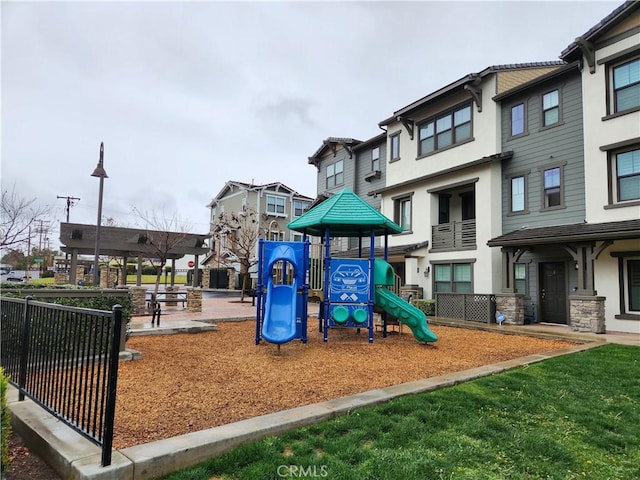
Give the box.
[435,292,496,323]
[1,296,122,466]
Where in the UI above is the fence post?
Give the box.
[17,296,33,402]
[101,304,122,467]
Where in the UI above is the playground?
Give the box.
[111,191,575,448]
[255,189,439,348]
[114,320,577,449]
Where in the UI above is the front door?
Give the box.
[540,262,567,324]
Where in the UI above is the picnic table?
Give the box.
[146,291,188,326]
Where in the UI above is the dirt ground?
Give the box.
[113,320,577,449]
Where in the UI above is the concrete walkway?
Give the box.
[8,292,639,480]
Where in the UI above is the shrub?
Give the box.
[41,270,55,278]
[0,367,10,473]
[142,266,158,275]
[413,298,436,316]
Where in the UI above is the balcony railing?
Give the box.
[431,219,476,251]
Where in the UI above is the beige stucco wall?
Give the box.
[385,78,502,188]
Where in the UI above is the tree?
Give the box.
[0,185,50,249]
[132,208,192,298]
[210,206,260,303]
[0,249,27,270]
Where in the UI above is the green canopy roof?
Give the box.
[287,189,404,237]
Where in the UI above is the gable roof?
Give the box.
[207,180,313,207]
[308,137,362,166]
[493,61,581,102]
[287,188,403,237]
[561,1,639,62]
[487,219,640,247]
[379,62,565,126]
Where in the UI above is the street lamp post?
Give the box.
[91,142,108,286]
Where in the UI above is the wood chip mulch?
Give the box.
[114,321,577,449]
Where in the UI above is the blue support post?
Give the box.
[255,238,264,345]
[323,227,331,342]
[368,228,375,343]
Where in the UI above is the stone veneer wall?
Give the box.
[100,267,121,289]
[165,285,179,306]
[570,296,606,333]
[130,286,148,315]
[202,267,210,289]
[54,272,68,285]
[494,294,525,325]
[187,288,202,313]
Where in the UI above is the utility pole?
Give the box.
[57,195,80,274]
[57,195,80,222]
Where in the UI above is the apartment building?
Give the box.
[204,181,313,284]
[488,1,640,334]
[374,63,563,298]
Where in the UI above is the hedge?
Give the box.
[413,298,436,316]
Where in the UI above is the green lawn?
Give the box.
[162,344,640,480]
[23,275,188,286]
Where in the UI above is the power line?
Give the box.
[57,195,80,222]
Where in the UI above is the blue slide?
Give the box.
[261,278,298,344]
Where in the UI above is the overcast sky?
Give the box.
[1,0,621,248]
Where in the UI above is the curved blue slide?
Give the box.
[261,278,298,344]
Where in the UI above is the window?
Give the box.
[438,194,450,224]
[511,175,526,212]
[266,195,285,215]
[292,233,303,242]
[543,166,562,208]
[390,133,400,161]
[514,263,527,294]
[511,103,525,136]
[542,90,560,126]
[293,200,309,217]
[627,260,640,312]
[371,147,380,171]
[461,191,475,221]
[326,160,344,189]
[613,253,640,319]
[434,263,472,293]
[269,231,284,241]
[616,148,640,202]
[613,58,640,113]
[393,195,412,231]
[419,104,472,155]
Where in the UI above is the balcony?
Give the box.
[431,219,476,251]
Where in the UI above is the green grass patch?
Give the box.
[125,274,187,285]
[161,344,640,480]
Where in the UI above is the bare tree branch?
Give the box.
[0,185,51,249]
[132,207,193,296]
[210,207,261,302]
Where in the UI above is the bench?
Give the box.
[146,291,188,307]
[146,292,188,326]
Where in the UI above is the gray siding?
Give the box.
[354,140,386,211]
[315,147,354,196]
[501,72,586,233]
